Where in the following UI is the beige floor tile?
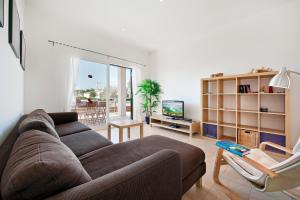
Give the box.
[249,189,291,200]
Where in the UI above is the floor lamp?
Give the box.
[269,67,300,199]
[269,67,300,89]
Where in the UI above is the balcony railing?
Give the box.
[72,98,132,126]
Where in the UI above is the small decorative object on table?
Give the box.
[216,140,250,157]
[183,118,193,123]
[261,86,273,93]
[239,85,244,93]
[269,86,273,93]
[211,73,223,78]
[260,107,268,112]
[250,67,273,74]
[239,84,251,93]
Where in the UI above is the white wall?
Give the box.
[24,3,151,113]
[150,1,300,145]
[0,0,24,144]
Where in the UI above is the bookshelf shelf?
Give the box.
[219,93,236,95]
[219,108,236,112]
[219,122,236,129]
[260,93,285,95]
[201,72,290,152]
[220,135,236,142]
[238,93,258,95]
[260,128,285,136]
[202,93,218,96]
[260,112,286,116]
[237,110,259,114]
[203,108,218,111]
[203,121,218,125]
[238,125,259,132]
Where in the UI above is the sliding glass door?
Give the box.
[74,60,108,127]
[73,59,133,128]
[109,65,133,120]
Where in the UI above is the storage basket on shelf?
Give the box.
[238,129,259,148]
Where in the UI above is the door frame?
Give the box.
[110,64,133,120]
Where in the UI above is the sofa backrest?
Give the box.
[0,116,25,199]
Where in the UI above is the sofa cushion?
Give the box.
[18,114,59,139]
[55,121,91,137]
[48,112,78,125]
[1,130,92,200]
[61,130,112,157]
[30,109,55,127]
[80,135,205,180]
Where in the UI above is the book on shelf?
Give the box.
[216,140,250,157]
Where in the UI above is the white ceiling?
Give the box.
[26,0,290,52]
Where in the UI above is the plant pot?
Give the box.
[145,116,150,124]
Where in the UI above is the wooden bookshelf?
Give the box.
[201,72,290,152]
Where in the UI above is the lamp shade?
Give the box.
[269,67,290,89]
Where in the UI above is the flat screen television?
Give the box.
[162,100,184,119]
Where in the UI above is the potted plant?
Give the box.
[136,79,162,124]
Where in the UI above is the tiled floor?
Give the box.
[96,125,300,200]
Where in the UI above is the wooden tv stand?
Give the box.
[150,115,200,137]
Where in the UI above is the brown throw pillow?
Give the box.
[18,114,59,139]
[30,109,55,127]
[1,130,92,200]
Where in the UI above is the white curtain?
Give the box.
[132,66,142,121]
[64,57,79,111]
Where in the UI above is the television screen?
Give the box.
[162,100,184,118]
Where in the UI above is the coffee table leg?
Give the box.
[108,124,112,141]
[119,128,123,143]
[196,178,202,188]
[127,127,131,139]
[140,124,144,138]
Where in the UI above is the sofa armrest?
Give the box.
[46,150,182,200]
[48,112,78,125]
